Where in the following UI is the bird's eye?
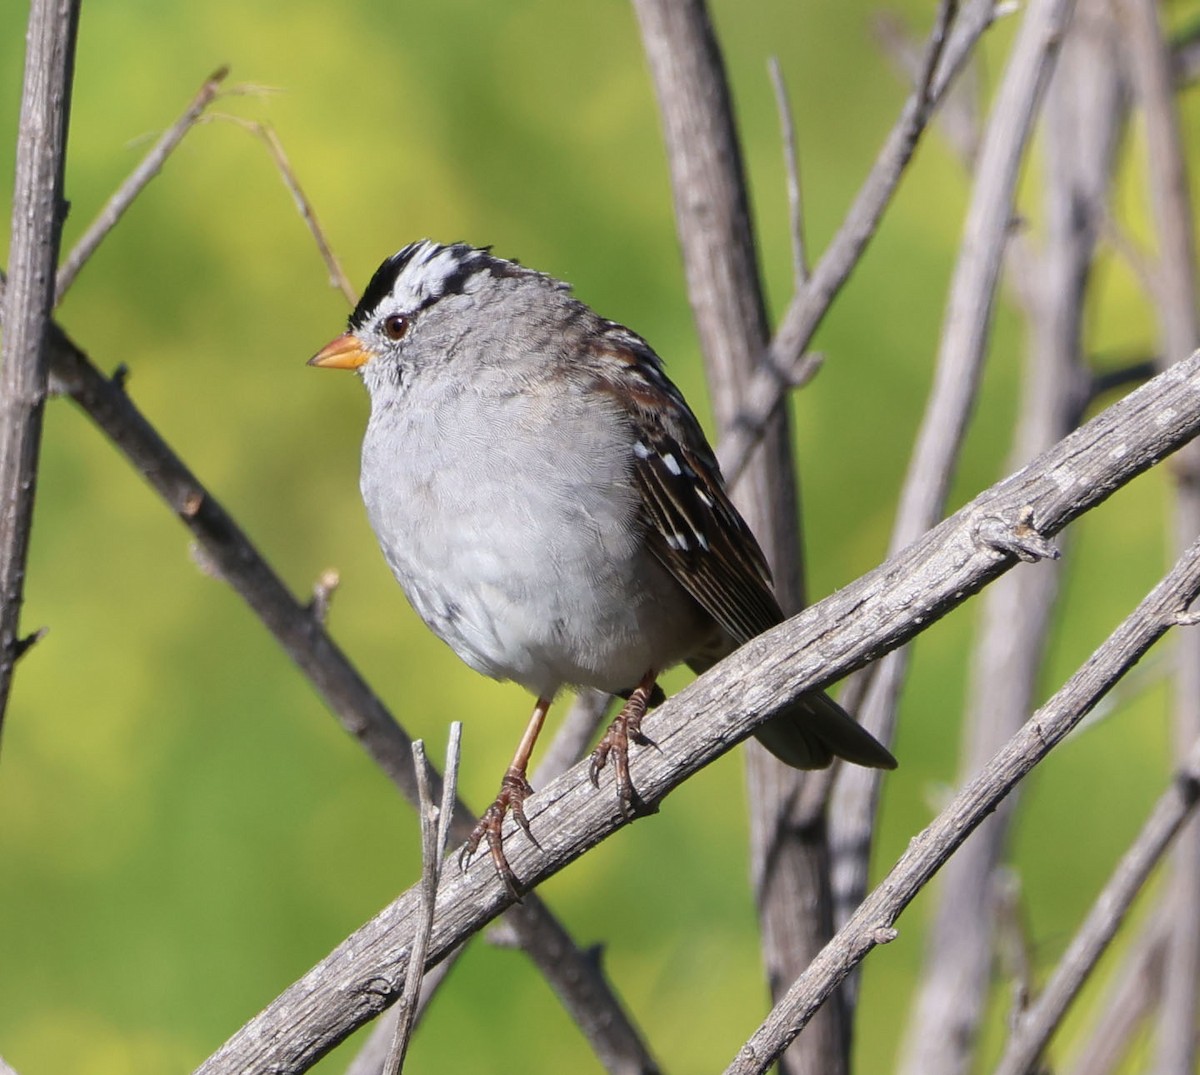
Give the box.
[382,314,409,341]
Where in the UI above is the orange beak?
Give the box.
[308,333,371,370]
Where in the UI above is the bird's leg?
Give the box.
[589,669,658,814]
[460,695,551,898]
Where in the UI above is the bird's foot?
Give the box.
[589,685,657,815]
[459,766,538,899]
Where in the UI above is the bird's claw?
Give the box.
[459,767,537,900]
[589,701,655,816]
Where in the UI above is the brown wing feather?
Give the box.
[632,439,782,643]
[580,326,897,774]
[585,329,783,645]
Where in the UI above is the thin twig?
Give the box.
[383,740,436,1075]
[725,537,1200,1075]
[214,115,356,304]
[435,727,459,877]
[54,65,229,300]
[383,725,460,1075]
[994,736,1200,1075]
[873,9,983,168]
[191,350,1200,1074]
[1062,911,1168,1075]
[0,0,81,743]
[767,0,981,374]
[767,57,808,288]
[350,689,612,1075]
[307,568,341,625]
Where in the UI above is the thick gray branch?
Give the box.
[829,0,1077,942]
[194,350,1200,1074]
[1122,2,1200,1072]
[0,0,80,738]
[629,2,827,1070]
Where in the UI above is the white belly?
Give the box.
[359,379,709,698]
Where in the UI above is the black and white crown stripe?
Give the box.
[348,240,565,333]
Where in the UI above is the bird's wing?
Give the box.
[585,327,783,644]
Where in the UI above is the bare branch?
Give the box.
[767,0,991,372]
[718,0,984,489]
[900,7,1123,1071]
[629,3,823,1071]
[830,0,1077,943]
[1121,2,1200,1072]
[994,737,1200,1075]
[0,0,81,742]
[215,115,357,305]
[1063,913,1168,1075]
[767,57,808,288]
[873,8,983,169]
[191,350,1200,1074]
[382,740,436,1075]
[54,65,229,300]
[383,727,459,1075]
[725,536,1200,1075]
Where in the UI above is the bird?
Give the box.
[309,240,896,894]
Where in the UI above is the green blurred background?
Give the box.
[0,1,1196,1071]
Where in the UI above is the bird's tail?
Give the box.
[753,688,896,770]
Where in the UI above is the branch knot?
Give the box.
[973,505,1060,563]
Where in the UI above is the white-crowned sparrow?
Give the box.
[310,240,895,892]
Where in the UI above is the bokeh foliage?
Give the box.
[0,1,1196,1071]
